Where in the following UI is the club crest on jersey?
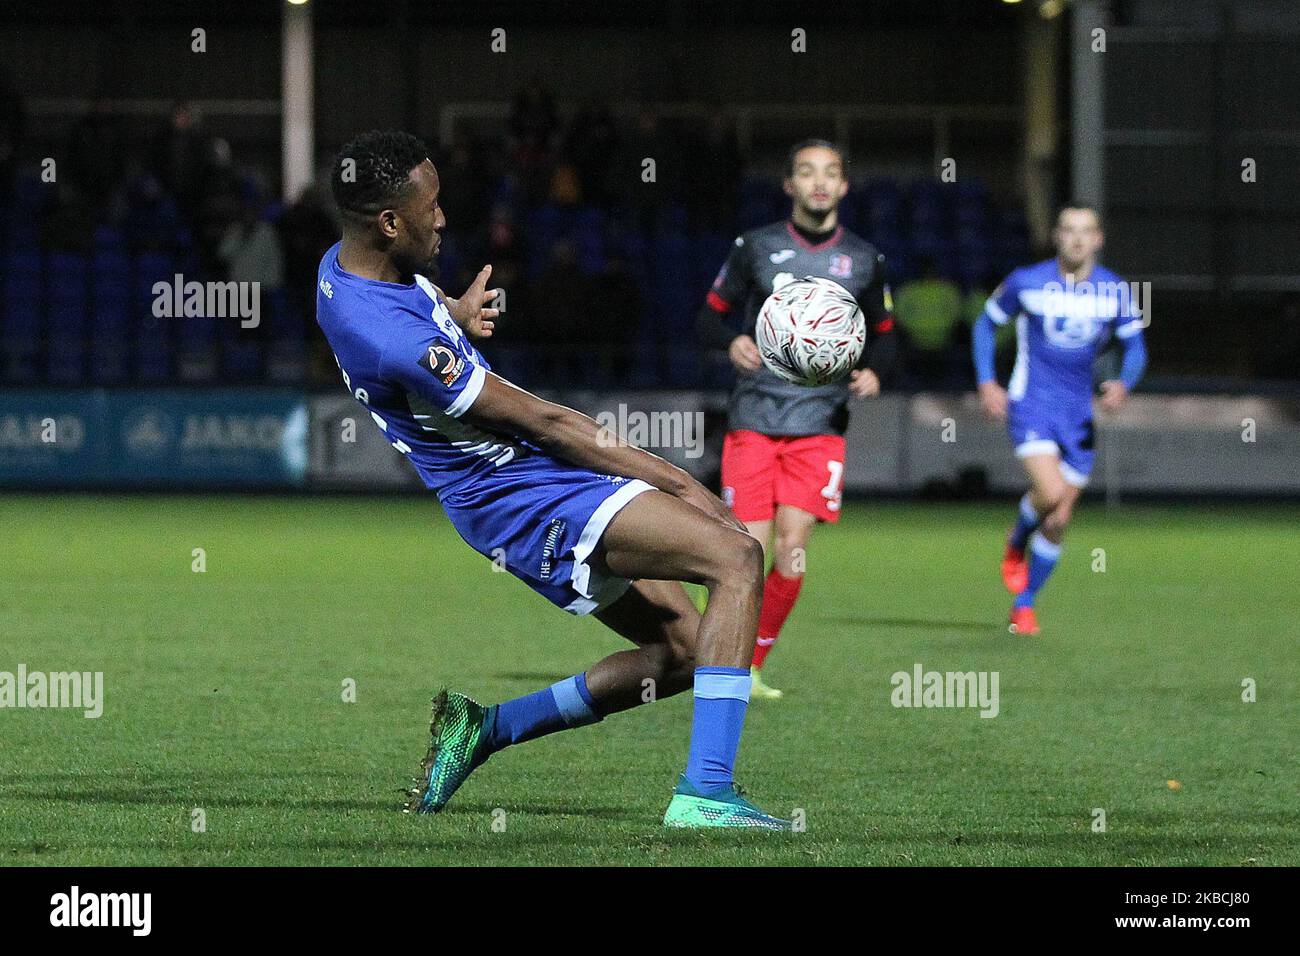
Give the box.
[419,344,466,386]
[828,254,853,278]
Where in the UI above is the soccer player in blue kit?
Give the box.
[972,204,1147,635]
[316,131,790,829]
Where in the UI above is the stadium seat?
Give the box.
[1,250,43,383]
[692,232,731,299]
[134,252,177,383]
[265,288,306,384]
[45,252,90,384]
[91,249,133,385]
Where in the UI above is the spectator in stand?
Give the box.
[565,100,620,210]
[280,180,340,373]
[68,99,127,211]
[530,239,591,378]
[686,108,743,233]
[509,78,559,204]
[623,108,670,232]
[893,256,964,388]
[216,179,284,344]
[150,100,212,222]
[437,128,491,255]
[592,250,642,384]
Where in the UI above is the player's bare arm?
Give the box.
[462,372,742,530]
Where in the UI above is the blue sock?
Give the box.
[684,666,751,794]
[1014,531,1061,608]
[1008,493,1041,552]
[483,672,601,754]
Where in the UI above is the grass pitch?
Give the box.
[2,494,1297,866]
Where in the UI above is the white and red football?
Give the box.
[754,276,866,387]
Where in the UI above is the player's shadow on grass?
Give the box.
[447,800,640,822]
[2,786,394,812]
[494,671,570,683]
[813,614,994,633]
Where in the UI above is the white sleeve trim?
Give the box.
[1115,318,1145,339]
[984,298,1010,325]
[445,364,486,418]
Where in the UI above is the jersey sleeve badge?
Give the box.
[419,344,467,387]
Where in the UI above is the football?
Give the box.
[754,276,867,386]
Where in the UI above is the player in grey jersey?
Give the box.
[697,139,898,698]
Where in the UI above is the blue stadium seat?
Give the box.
[1,250,43,383]
[133,252,177,382]
[45,252,89,384]
[571,207,606,276]
[691,232,731,301]
[91,250,133,384]
[219,307,263,382]
[265,288,305,383]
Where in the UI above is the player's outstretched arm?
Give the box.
[462,372,743,530]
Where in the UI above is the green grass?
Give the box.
[1,494,1297,866]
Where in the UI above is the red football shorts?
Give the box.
[720,430,847,523]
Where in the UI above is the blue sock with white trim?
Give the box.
[684,666,751,793]
[1014,531,1061,609]
[483,672,601,753]
[1008,493,1041,552]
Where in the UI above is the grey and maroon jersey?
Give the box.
[700,220,895,437]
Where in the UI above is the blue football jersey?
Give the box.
[315,242,528,495]
[315,242,656,615]
[984,258,1144,414]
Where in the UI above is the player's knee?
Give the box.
[773,530,808,567]
[1040,504,1072,538]
[665,631,696,670]
[710,529,765,589]
[1032,486,1067,516]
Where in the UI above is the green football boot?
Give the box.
[662,775,794,830]
[749,666,784,700]
[406,690,493,814]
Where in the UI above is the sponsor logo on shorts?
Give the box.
[419,345,466,387]
[539,518,565,581]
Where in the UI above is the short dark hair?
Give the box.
[787,138,846,176]
[331,130,429,218]
[1057,200,1103,229]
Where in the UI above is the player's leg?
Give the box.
[1009,452,1075,634]
[469,579,701,758]
[466,491,762,758]
[597,490,789,828]
[748,504,817,696]
[409,575,703,816]
[721,430,777,555]
[749,434,844,690]
[586,578,702,710]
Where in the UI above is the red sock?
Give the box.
[752,569,804,669]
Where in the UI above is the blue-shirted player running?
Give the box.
[316,130,790,829]
[972,203,1148,635]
